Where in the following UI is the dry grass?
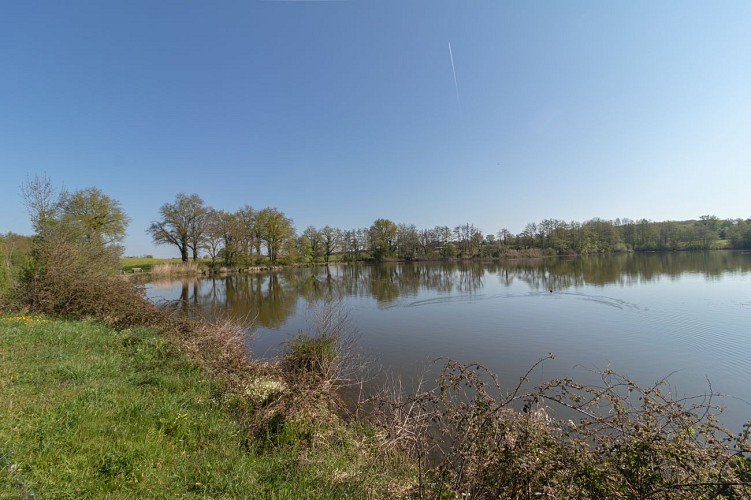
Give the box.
[151,261,203,276]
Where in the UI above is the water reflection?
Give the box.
[149,251,751,330]
[498,251,751,291]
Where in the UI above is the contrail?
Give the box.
[448,42,461,109]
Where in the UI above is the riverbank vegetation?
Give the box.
[120,256,207,273]
[4,311,750,498]
[1,177,408,497]
[2,176,751,497]
[0,317,408,497]
[147,191,751,266]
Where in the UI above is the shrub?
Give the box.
[15,231,164,328]
[369,358,751,498]
[177,318,253,375]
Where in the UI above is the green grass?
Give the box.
[0,316,396,498]
[714,239,733,249]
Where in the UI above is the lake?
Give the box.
[146,251,751,431]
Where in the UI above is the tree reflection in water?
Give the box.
[159,251,751,329]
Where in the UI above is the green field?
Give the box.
[0,317,394,498]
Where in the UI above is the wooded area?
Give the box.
[146,192,751,264]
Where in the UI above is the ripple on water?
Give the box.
[396,291,643,312]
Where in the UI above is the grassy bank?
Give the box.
[6,234,751,497]
[4,318,751,498]
[0,316,403,498]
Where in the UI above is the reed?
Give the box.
[151,261,203,276]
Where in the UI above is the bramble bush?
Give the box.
[368,357,751,498]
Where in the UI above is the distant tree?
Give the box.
[62,187,129,246]
[320,225,341,263]
[296,234,312,262]
[696,215,720,249]
[235,205,259,263]
[22,175,128,249]
[202,209,225,265]
[342,229,355,261]
[434,226,453,257]
[368,218,397,260]
[454,223,482,256]
[497,228,512,245]
[470,226,483,255]
[657,221,679,250]
[618,218,636,248]
[636,219,658,249]
[727,219,751,249]
[568,220,584,253]
[187,206,210,261]
[582,218,620,252]
[0,232,33,290]
[343,228,367,261]
[418,229,434,256]
[738,219,751,248]
[396,223,419,259]
[147,193,208,262]
[520,222,537,249]
[256,207,295,264]
[21,174,65,234]
[303,226,323,262]
[216,210,242,266]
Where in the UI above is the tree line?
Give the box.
[147,193,751,264]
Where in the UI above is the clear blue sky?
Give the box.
[2,1,750,257]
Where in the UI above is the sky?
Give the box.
[1,1,750,257]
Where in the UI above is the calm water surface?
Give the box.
[146,251,751,430]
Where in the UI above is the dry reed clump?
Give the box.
[283,300,364,387]
[151,261,203,277]
[170,318,275,395]
[161,310,340,446]
[367,357,751,499]
[170,317,289,424]
[252,301,363,438]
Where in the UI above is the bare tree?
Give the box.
[202,209,224,265]
[147,193,208,262]
[320,225,340,263]
[20,174,65,234]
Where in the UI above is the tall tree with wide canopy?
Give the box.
[62,187,129,246]
[256,207,295,264]
[22,175,128,249]
[303,226,323,262]
[147,193,208,262]
[368,218,397,260]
